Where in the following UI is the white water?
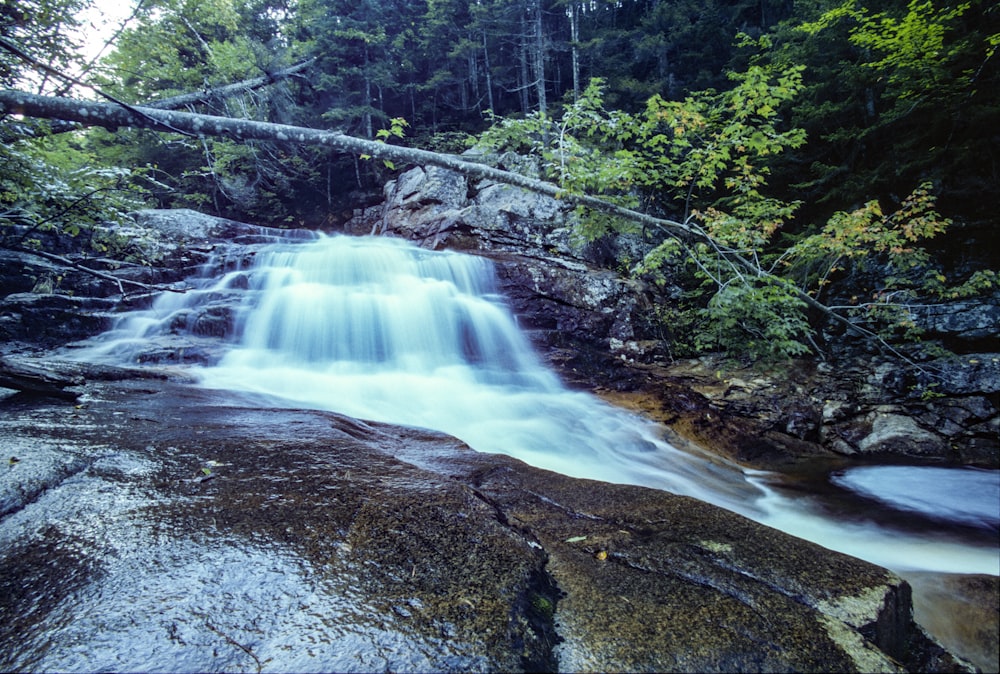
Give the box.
[79,234,1000,575]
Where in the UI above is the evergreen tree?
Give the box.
[770,0,1000,224]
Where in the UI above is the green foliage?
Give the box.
[780,182,995,343]
[362,116,409,169]
[0,0,87,91]
[911,382,946,401]
[773,0,998,220]
[787,183,947,283]
[0,135,150,255]
[474,31,996,362]
[97,0,259,100]
[475,51,817,360]
[85,0,334,224]
[799,0,972,100]
[476,45,807,234]
[694,277,812,361]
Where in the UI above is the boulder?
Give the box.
[0,292,118,348]
[909,295,1000,350]
[0,374,971,673]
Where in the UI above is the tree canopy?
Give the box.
[1,0,997,363]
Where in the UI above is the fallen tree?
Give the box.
[0,88,698,237]
[143,58,316,111]
[0,88,942,365]
[0,33,315,139]
[0,356,83,399]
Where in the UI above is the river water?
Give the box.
[77,234,1000,577]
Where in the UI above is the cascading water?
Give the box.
[78,233,1000,576]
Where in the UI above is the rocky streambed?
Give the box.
[0,371,976,672]
[0,171,997,671]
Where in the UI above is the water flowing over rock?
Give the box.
[1,202,997,670]
[0,377,972,673]
[347,166,1000,468]
[346,165,661,366]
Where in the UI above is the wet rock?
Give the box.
[0,356,84,399]
[909,295,1000,349]
[0,379,554,673]
[0,441,89,518]
[492,255,652,353]
[130,208,258,243]
[853,409,949,457]
[0,292,118,347]
[356,166,661,368]
[593,355,999,470]
[0,375,974,673]
[901,572,1000,674]
[472,468,924,672]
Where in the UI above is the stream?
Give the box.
[74,233,1000,578]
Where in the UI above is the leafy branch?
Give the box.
[472,44,988,365]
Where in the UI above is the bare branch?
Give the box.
[145,59,316,111]
[13,246,187,297]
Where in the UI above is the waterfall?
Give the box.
[199,235,759,510]
[79,234,1000,575]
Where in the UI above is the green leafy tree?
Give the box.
[770,0,999,221]
[474,37,983,362]
[1,135,151,262]
[87,0,333,223]
[98,0,259,101]
[0,0,88,92]
[0,0,154,271]
[780,182,996,344]
[295,0,423,138]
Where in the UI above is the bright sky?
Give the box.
[74,0,141,65]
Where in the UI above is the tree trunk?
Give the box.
[531,0,546,115]
[0,88,691,236]
[0,356,83,399]
[518,14,531,113]
[482,30,495,112]
[147,59,315,111]
[568,2,580,102]
[2,59,317,140]
[363,48,373,139]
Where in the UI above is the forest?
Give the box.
[1,0,998,362]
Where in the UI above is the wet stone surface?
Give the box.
[0,378,555,673]
[0,374,975,673]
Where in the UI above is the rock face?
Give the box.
[345,166,999,469]
[0,373,969,673]
[0,210,315,352]
[346,165,660,363]
[617,355,1000,469]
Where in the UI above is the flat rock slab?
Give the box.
[0,375,969,672]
